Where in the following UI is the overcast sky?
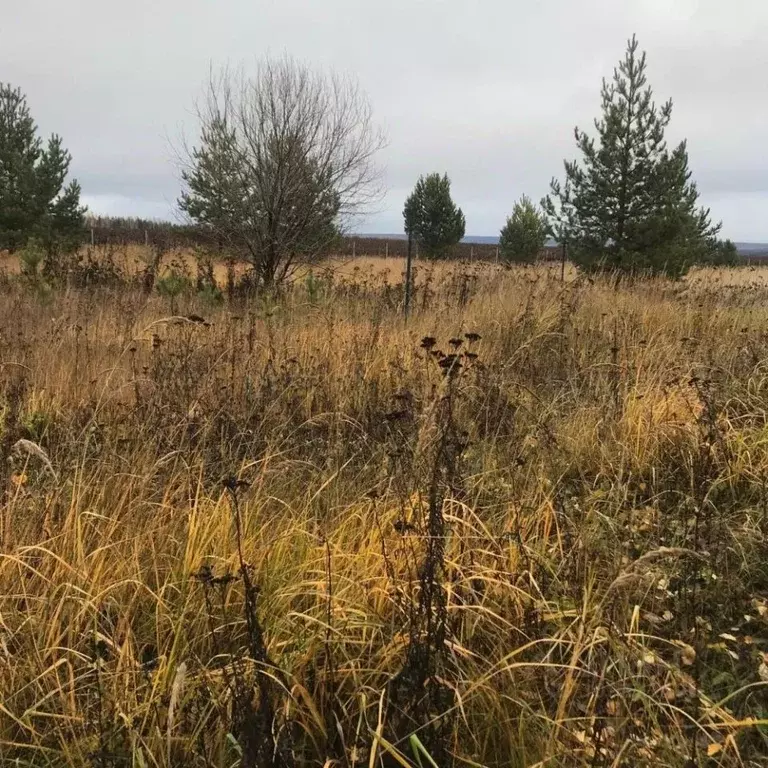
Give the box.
[3,0,767,240]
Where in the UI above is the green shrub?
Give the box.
[499,196,548,264]
[156,270,192,313]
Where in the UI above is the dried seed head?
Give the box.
[167,661,188,748]
[223,476,250,492]
[193,564,214,584]
[11,439,57,481]
[439,355,462,374]
[394,519,416,534]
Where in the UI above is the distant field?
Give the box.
[0,243,548,283]
[5,243,768,286]
[1,251,768,765]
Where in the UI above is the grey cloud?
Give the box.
[2,0,766,239]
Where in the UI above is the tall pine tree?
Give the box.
[0,84,85,256]
[542,35,719,277]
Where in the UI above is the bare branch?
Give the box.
[176,56,386,287]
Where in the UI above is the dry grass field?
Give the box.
[1,249,768,767]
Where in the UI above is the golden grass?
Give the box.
[1,254,768,766]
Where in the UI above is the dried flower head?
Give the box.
[439,354,462,373]
[393,519,417,534]
[223,476,250,492]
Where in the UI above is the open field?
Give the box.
[6,243,768,288]
[1,255,768,766]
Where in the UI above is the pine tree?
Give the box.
[542,36,719,277]
[403,173,465,259]
[0,84,85,256]
[0,84,41,251]
[48,178,86,254]
[499,195,548,264]
[178,115,241,252]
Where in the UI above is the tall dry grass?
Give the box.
[1,254,767,766]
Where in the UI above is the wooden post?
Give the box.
[90,228,94,246]
[404,233,413,319]
[352,239,356,259]
[385,241,389,259]
[470,246,474,262]
[561,241,567,283]
[495,245,499,263]
[144,229,149,247]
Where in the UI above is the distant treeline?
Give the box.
[84,217,204,248]
[83,216,560,261]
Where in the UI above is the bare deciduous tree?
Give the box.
[178,57,385,288]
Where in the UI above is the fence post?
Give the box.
[385,242,389,259]
[352,239,356,259]
[561,242,567,283]
[90,228,94,246]
[495,245,499,263]
[404,233,413,319]
[144,229,149,247]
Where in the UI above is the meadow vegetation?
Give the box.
[1,248,768,767]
